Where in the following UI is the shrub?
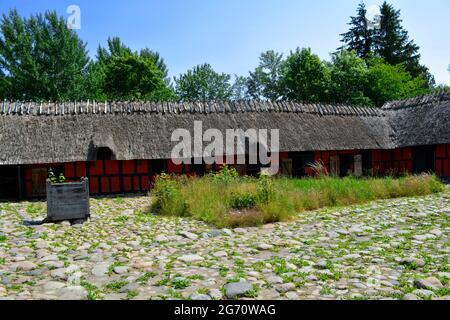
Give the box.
[229,191,257,210]
[151,173,187,216]
[256,174,275,204]
[210,164,238,183]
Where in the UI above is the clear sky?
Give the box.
[1,0,449,85]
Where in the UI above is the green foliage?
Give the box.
[149,173,443,228]
[281,48,330,102]
[48,168,66,184]
[329,51,372,105]
[229,191,257,210]
[86,37,175,101]
[247,50,284,100]
[339,2,373,59]
[151,173,188,216]
[0,9,90,100]
[340,1,434,87]
[174,63,232,101]
[231,75,251,100]
[365,57,428,107]
[103,52,174,101]
[256,174,274,205]
[171,277,191,289]
[210,164,238,183]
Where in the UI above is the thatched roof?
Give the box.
[383,92,450,148]
[0,93,448,165]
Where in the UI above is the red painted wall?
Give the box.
[22,144,450,197]
[436,144,450,177]
[372,148,413,176]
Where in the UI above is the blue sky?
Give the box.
[1,0,449,84]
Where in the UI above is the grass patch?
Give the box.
[105,280,128,292]
[149,167,444,227]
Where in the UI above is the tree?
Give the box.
[373,2,434,86]
[103,52,174,101]
[174,63,232,101]
[0,9,90,100]
[140,48,170,85]
[329,50,371,105]
[90,37,174,101]
[280,48,330,102]
[340,2,373,59]
[247,50,284,100]
[231,75,251,100]
[365,57,427,107]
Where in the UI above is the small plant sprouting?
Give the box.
[48,168,66,184]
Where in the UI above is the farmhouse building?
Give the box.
[0,92,449,199]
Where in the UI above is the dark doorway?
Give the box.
[290,152,314,177]
[339,154,354,177]
[96,147,114,160]
[191,159,206,176]
[150,159,166,175]
[0,165,20,199]
[413,146,435,174]
[245,141,267,176]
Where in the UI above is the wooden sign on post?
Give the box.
[46,178,90,223]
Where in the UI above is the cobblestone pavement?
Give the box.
[0,190,449,300]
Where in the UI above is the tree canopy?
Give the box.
[0,10,90,100]
[174,63,232,101]
[0,5,442,106]
[340,1,434,87]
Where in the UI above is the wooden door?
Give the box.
[32,168,47,196]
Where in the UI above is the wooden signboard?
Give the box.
[46,178,90,222]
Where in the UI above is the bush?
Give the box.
[151,173,187,216]
[229,191,258,210]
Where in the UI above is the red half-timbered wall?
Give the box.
[372,148,413,176]
[21,144,450,198]
[436,144,450,177]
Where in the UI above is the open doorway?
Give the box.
[0,165,20,199]
[412,146,435,174]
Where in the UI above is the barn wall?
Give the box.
[436,144,450,177]
[372,148,413,176]
[20,145,450,198]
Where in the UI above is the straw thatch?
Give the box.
[0,94,448,165]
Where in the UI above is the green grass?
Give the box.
[149,167,444,228]
[25,203,45,218]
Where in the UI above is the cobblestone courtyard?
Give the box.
[0,190,449,300]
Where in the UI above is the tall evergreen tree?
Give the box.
[0,9,90,100]
[340,2,373,59]
[374,2,434,86]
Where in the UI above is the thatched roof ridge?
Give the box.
[0,100,383,117]
[0,94,448,166]
[382,91,450,110]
